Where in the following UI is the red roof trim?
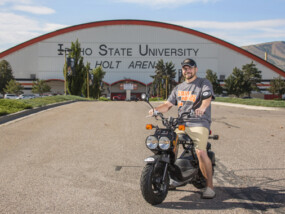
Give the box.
[20,83,33,86]
[44,79,64,82]
[44,79,110,85]
[111,78,146,86]
[102,81,110,86]
[1,19,284,77]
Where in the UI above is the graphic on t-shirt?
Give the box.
[177,90,197,107]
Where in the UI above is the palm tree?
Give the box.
[151,60,176,99]
[153,59,165,97]
[164,62,176,98]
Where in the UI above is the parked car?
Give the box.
[4,94,18,99]
[113,95,126,101]
[130,95,139,101]
[17,94,35,99]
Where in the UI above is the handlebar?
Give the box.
[149,109,219,140]
[180,109,196,118]
[146,97,201,129]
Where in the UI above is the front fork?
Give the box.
[161,162,169,185]
[144,154,170,185]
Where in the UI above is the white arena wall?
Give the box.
[0,20,284,96]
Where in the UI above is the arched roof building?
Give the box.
[1,19,284,96]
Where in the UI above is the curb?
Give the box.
[212,101,285,111]
[0,100,76,125]
[152,101,285,111]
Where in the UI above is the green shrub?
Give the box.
[0,99,32,115]
[149,97,165,101]
[98,97,110,101]
[0,95,90,116]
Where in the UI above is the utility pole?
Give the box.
[64,52,67,95]
[87,70,90,98]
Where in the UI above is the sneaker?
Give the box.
[202,187,216,199]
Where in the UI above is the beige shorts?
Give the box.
[175,126,209,151]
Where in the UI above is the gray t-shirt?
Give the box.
[167,78,214,130]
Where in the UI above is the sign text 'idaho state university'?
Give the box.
[57,43,199,70]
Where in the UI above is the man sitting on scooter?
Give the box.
[148,58,215,199]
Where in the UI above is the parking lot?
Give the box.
[0,101,284,213]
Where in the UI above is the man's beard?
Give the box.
[184,73,194,80]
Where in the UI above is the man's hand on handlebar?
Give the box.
[195,107,206,117]
[148,109,159,116]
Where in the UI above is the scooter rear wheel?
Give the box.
[140,164,169,205]
[192,167,215,189]
[192,177,206,189]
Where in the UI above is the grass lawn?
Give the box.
[20,95,91,108]
[1,95,284,117]
[0,99,32,116]
[0,95,91,116]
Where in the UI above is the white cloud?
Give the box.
[0,0,32,6]
[12,5,55,14]
[172,19,285,30]
[0,0,63,52]
[115,0,218,8]
[43,23,68,32]
[170,20,285,46]
[0,12,67,51]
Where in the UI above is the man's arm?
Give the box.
[195,97,212,116]
[149,101,174,115]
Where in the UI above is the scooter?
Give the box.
[140,93,219,205]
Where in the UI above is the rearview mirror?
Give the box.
[141,93,149,101]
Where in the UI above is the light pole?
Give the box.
[87,69,92,99]
[87,69,89,98]
[64,52,67,95]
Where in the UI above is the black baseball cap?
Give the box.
[181,58,197,67]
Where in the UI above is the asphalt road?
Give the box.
[0,101,284,214]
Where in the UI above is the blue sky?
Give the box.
[0,0,285,52]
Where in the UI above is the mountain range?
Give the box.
[241,41,285,71]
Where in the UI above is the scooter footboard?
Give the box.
[169,157,197,181]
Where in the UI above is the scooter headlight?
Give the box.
[159,136,171,150]
[146,136,158,150]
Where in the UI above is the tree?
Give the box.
[89,66,106,99]
[151,59,165,97]
[4,79,23,95]
[151,59,176,99]
[64,39,86,96]
[242,62,262,97]
[81,62,91,98]
[225,67,248,97]
[164,62,176,98]
[0,60,14,96]
[205,69,223,95]
[32,80,51,95]
[268,76,285,98]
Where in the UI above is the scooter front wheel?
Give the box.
[140,164,169,205]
